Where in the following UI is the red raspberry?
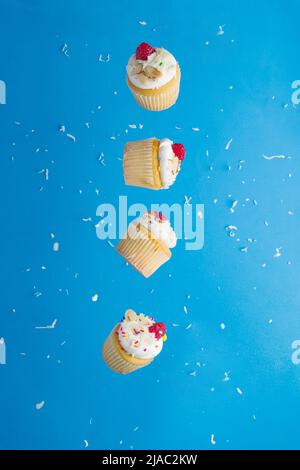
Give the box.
[148,322,167,340]
[151,211,167,222]
[172,143,186,161]
[136,42,156,61]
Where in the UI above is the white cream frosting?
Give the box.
[118,310,164,359]
[126,47,177,89]
[158,138,180,188]
[134,211,177,248]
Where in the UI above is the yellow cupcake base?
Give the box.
[102,325,152,374]
[123,138,162,189]
[117,223,171,278]
[127,65,181,111]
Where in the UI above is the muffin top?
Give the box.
[134,211,177,248]
[126,42,178,89]
[117,309,167,359]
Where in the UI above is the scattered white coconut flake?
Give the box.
[192,127,200,132]
[175,125,182,130]
[210,434,216,446]
[204,40,210,46]
[107,240,114,248]
[53,242,60,252]
[66,133,76,142]
[225,138,233,150]
[223,371,230,382]
[184,195,192,205]
[0,338,6,365]
[262,263,267,268]
[253,199,258,206]
[220,322,226,330]
[172,323,180,327]
[268,319,273,324]
[217,24,225,36]
[83,440,89,448]
[35,319,57,330]
[85,122,90,129]
[61,43,69,57]
[236,387,243,395]
[133,426,139,432]
[91,294,99,302]
[225,225,238,231]
[186,324,192,330]
[98,53,110,62]
[138,20,147,26]
[183,306,188,315]
[35,400,45,410]
[190,371,197,377]
[98,152,106,166]
[230,200,238,213]
[263,154,290,160]
[128,124,137,129]
[288,210,294,216]
[273,247,282,258]
[240,246,248,253]
[82,217,92,222]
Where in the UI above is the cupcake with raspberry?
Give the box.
[123,138,185,190]
[126,42,181,111]
[102,309,167,374]
[117,211,177,278]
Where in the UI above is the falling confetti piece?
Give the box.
[274,247,282,258]
[236,387,243,395]
[217,24,225,36]
[225,138,233,150]
[98,53,110,62]
[35,319,57,330]
[53,242,60,252]
[192,127,200,132]
[0,338,6,365]
[91,294,99,302]
[83,440,89,448]
[66,133,76,142]
[220,323,226,330]
[138,20,147,26]
[210,434,216,445]
[183,306,188,315]
[35,401,45,410]
[263,154,289,160]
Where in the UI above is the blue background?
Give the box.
[0,0,300,450]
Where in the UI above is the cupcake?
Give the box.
[117,211,177,278]
[126,42,181,111]
[123,138,185,190]
[102,309,167,374]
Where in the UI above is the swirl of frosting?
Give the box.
[118,310,166,359]
[126,47,177,89]
[134,211,177,248]
[158,138,181,189]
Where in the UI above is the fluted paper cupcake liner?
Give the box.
[123,138,161,189]
[102,326,152,374]
[127,65,181,111]
[117,223,171,278]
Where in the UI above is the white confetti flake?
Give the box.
[217,24,225,36]
[183,306,188,315]
[83,440,89,448]
[0,338,6,365]
[230,200,238,213]
[274,247,282,258]
[189,371,197,377]
[128,124,137,129]
[220,322,226,330]
[172,323,180,327]
[98,53,110,62]
[210,434,216,446]
[240,246,248,253]
[35,400,45,410]
[66,133,76,142]
[133,426,139,432]
[225,138,233,150]
[185,324,192,330]
[91,294,99,302]
[35,319,57,330]
[61,43,69,57]
[192,127,200,132]
[53,242,60,252]
[225,225,238,231]
[138,20,147,26]
[59,125,65,133]
[223,371,230,382]
[184,195,192,205]
[236,387,243,395]
[263,154,290,160]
